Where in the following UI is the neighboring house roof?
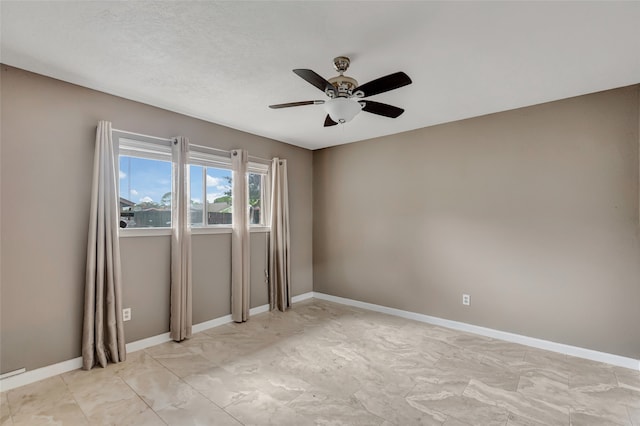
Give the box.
[119,197,135,207]
[208,202,231,213]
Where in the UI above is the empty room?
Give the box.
[1,1,639,425]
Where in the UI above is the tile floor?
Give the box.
[1,299,639,425]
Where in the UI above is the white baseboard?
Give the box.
[313,292,640,372]
[250,304,270,316]
[0,357,84,393]
[0,292,315,392]
[8,289,630,393]
[292,291,314,303]
[125,332,172,353]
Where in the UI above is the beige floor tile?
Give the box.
[155,392,241,425]
[435,349,521,392]
[616,369,640,393]
[184,365,309,408]
[3,300,635,425]
[64,373,150,425]
[223,390,304,426]
[568,357,618,390]
[463,378,570,424]
[506,412,550,425]
[150,350,218,378]
[628,406,640,426]
[355,387,445,425]
[570,408,632,426]
[0,392,13,426]
[115,407,166,426]
[122,367,195,411]
[284,390,386,425]
[7,376,88,425]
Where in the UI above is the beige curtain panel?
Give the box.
[82,121,126,370]
[232,149,250,322]
[170,136,193,341]
[269,158,291,312]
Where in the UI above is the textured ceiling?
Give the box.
[2,1,640,150]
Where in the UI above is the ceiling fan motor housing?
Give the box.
[326,56,358,98]
[328,75,358,98]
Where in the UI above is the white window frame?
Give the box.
[248,162,271,232]
[113,130,272,237]
[115,131,173,237]
[188,148,234,235]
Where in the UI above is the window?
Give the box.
[117,134,172,229]
[188,149,233,229]
[248,161,269,227]
[189,165,232,226]
[248,172,266,226]
[115,129,272,234]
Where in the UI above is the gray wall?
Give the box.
[314,86,640,359]
[0,65,313,373]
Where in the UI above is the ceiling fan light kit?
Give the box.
[324,98,363,124]
[269,56,412,127]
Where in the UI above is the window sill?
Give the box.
[191,227,232,235]
[250,226,270,233]
[119,226,270,237]
[119,228,171,238]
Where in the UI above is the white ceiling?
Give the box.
[2,1,640,150]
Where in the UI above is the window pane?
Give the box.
[249,173,263,225]
[189,165,204,227]
[206,168,232,225]
[119,156,172,228]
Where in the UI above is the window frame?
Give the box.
[247,162,270,231]
[115,131,173,236]
[188,149,234,234]
[114,130,272,237]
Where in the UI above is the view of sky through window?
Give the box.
[189,166,232,205]
[119,156,171,205]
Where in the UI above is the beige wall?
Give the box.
[314,86,640,359]
[0,66,313,373]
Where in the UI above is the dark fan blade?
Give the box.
[293,69,337,96]
[354,72,412,97]
[360,100,405,118]
[324,115,338,127]
[269,100,324,109]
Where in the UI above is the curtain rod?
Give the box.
[249,155,272,165]
[190,143,231,157]
[112,128,275,164]
[112,128,173,143]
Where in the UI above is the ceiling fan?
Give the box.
[269,56,412,126]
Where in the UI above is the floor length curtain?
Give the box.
[82,120,126,370]
[232,149,250,322]
[170,136,192,341]
[269,158,291,311]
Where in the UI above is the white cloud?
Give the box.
[130,189,139,196]
[206,175,221,187]
[206,192,226,203]
[119,170,126,179]
[140,196,153,203]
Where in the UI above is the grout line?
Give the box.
[59,375,92,425]
[118,366,168,425]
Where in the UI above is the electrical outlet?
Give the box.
[462,294,470,306]
[122,308,132,322]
